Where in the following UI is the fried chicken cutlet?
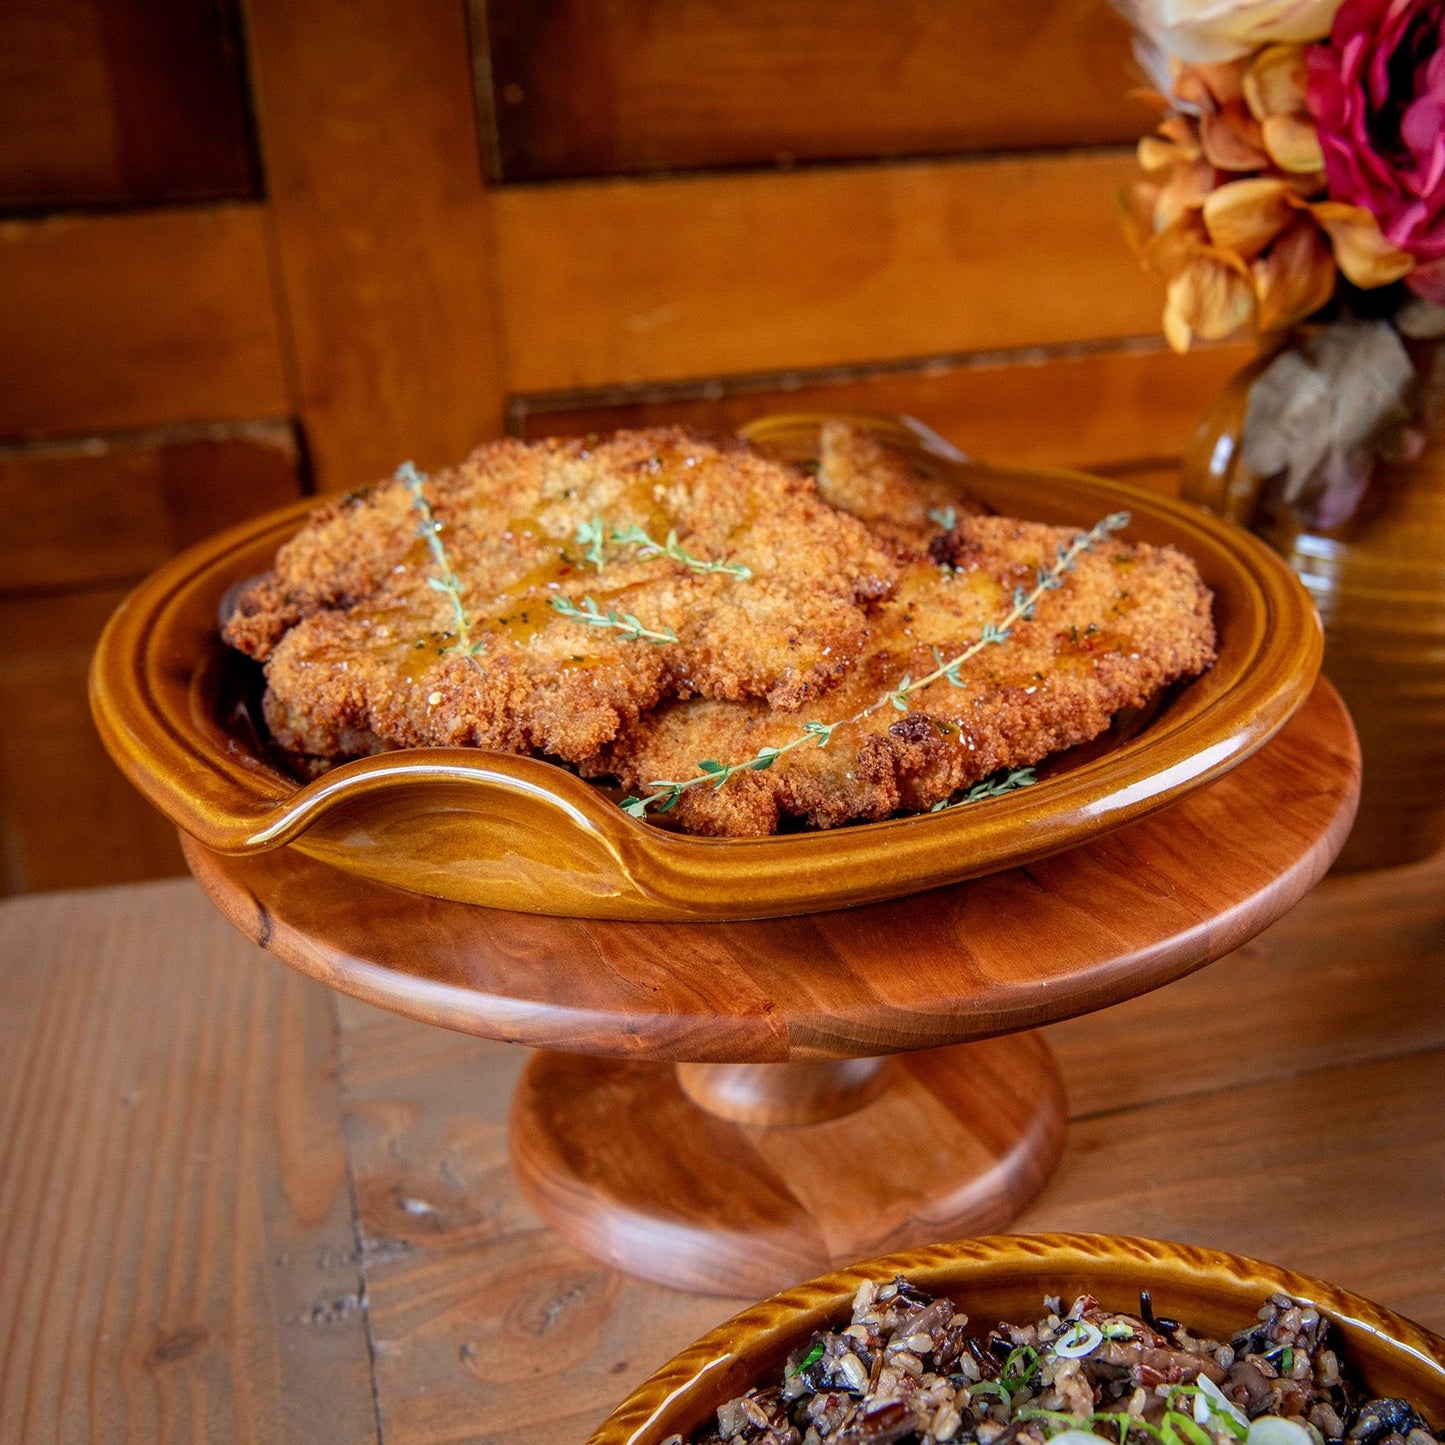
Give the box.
[814,418,988,551]
[223,429,900,765]
[589,516,1216,836]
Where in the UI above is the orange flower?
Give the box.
[1125,46,1411,349]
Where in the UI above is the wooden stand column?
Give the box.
[510,1039,1067,1297]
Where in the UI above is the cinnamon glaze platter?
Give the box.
[91,415,1322,923]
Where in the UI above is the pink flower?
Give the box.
[1306,0,1445,300]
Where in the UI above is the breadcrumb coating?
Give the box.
[222,429,900,764]
[587,516,1217,835]
[814,418,988,551]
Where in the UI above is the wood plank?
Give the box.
[0,0,257,209]
[242,0,506,493]
[0,881,377,1442]
[1017,1047,1445,1333]
[0,589,188,893]
[513,342,1252,481]
[478,0,1153,181]
[494,152,1168,391]
[1046,849,1445,1119]
[0,424,302,595]
[331,994,742,1444]
[0,206,288,440]
[0,1,121,207]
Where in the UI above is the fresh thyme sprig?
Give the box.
[930,766,1037,811]
[549,595,678,644]
[618,511,1131,820]
[397,461,485,663]
[572,515,752,579]
[577,514,608,571]
[881,512,1130,712]
[611,523,752,579]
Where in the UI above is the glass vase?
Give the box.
[1181,333,1445,871]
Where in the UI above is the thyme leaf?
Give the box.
[611,522,752,579]
[397,461,485,669]
[549,595,678,644]
[576,514,608,571]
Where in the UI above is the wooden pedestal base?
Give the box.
[509,1033,1067,1297]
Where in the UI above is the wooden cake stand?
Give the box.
[183,679,1358,1297]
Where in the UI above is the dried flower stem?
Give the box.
[619,511,1131,819]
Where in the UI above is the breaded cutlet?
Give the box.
[814,418,988,552]
[587,516,1216,835]
[222,429,900,765]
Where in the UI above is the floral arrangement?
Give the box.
[1122,0,1445,525]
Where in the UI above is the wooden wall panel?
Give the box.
[0,425,301,595]
[0,428,305,894]
[241,0,506,493]
[493,152,1163,392]
[0,589,187,893]
[479,0,1152,181]
[0,0,258,211]
[0,206,288,440]
[513,343,1251,482]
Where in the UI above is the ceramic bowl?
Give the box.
[90,415,1321,921]
[589,1233,1445,1445]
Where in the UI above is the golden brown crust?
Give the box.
[814,418,988,553]
[223,429,900,764]
[589,517,1217,836]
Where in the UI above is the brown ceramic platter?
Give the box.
[589,1233,1445,1445]
[90,414,1321,922]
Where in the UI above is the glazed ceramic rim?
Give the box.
[589,1233,1445,1445]
[90,415,1323,918]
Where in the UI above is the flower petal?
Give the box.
[1155,156,1220,230]
[1253,217,1337,330]
[1120,181,1164,254]
[1203,176,1296,256]
[1261,113,1325,172]
[1169,253,1258,344]
[1200,107,1273,169]
[1405,256,1445,305]
[1243,43,1309,121]
[1145,209,1213,277]
[1139,134,1186,173]
[1311,201,1418,287]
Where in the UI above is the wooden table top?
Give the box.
[3,855,1444,1442]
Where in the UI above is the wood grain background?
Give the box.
[1,0,1251,891]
